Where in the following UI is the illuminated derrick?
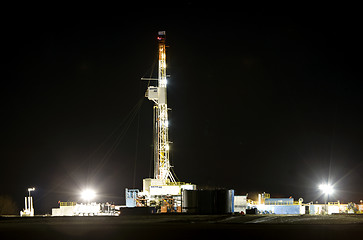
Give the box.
[146,31,175,183]
[128,31,196,209]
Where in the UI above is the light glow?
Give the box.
[81,189,96,201]
[319,183,334,195]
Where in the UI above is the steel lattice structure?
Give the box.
[146,31,175,183]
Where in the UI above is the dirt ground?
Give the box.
[1,214,362,239]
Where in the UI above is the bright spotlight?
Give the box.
[81,189,96,202]
[318,183,334,195]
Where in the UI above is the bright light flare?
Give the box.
[319,183,334,195]
[81,189,96,201]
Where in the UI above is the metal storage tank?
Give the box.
[182,189,234,214]
[182,189,198,213]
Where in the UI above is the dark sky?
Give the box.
[2,8,362,214]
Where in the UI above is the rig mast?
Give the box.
[126,31,195,209]
[146,31,175,183]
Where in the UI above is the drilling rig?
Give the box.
[145,31,174,182]
[125,31,195,212]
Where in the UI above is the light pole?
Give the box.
[28,187,35,198]
[21,187,35,217]
[319,183,334,214]
[28,187,35,216]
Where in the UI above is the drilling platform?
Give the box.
[51,31,360,216]
[125,31,195,212]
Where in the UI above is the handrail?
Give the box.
[60,202,77,206]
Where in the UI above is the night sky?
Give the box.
[2,8,362,214]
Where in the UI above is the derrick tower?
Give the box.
[145,31,175,183]
[126,31,195,209]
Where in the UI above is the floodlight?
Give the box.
[318,183,334,195]
[27,187,35,197]
[81,189,96,202]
